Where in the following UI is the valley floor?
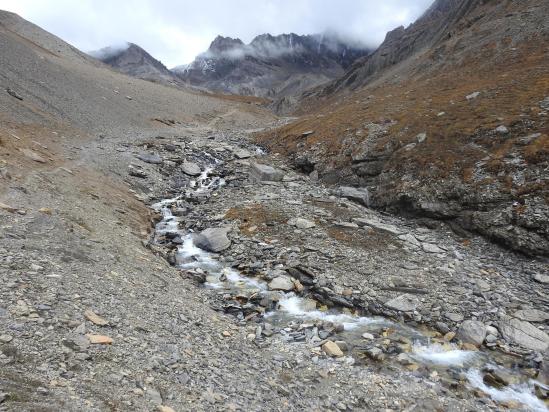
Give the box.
[1,106,548,411]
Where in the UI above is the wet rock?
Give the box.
[335,186,370,206]
[194,228,231,252]
[288,217,316,229]
[457,320,486,347]
[498,317,549,351]
[362,333,375,340]
[268,276,294,292]
[322,340,344,357]
[444,312,464,322]
[137,153,163,164]
[384,294,420,312]
[250,163,284,182]
[182,161,201,176]
[483,369,519,388]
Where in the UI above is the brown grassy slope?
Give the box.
[257,9,549,201]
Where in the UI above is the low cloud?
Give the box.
[2,0,433,67]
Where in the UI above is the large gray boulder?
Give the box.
[335,186,370,206]
[457,320,486,347]
[193,228,231,252]
[498,317,549,351]
[250,163,284,182]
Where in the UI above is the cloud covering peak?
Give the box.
[2,0,433,67]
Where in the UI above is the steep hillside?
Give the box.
[90,42,184,87]
[175,33,371,100]
[259,0,549,256]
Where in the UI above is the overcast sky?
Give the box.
[1,0,433,68]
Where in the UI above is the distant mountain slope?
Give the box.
[260,0,549,256]
[90,43,183,86]
[175,33,371,99]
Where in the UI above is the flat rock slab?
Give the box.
[233,148,252,159]
[193,227,231,252]
[512,309,549,323]
[322,340,343,357]
[354,218,404,235]
[250,163,284,182]
[137,153,163,164]
[384,294,420,312]
[498,317,549,351]
[335,186,369,206]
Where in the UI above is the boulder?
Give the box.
[335,186,370,206]
[193,228,231,252]
[250,163,284,182]
[322,340,344,357]
[182,162,201,176]
[268,276,294,291]
[384,294,419,312]
[457,320,486,347]
[498,317,549,351]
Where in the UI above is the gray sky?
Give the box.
[1,0,433,68]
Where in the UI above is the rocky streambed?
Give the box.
[126,129,549,411]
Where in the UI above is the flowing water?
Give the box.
[151,157,548,411]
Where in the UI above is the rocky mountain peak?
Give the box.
[208,35,245,53]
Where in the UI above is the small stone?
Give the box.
[335,341,348,352]
[85,334,113,345]
[0,202,18,213]
[84,310,108,326]
[233,149,252,159]
[366,347,385,361]
[288,218,315,229]
[416,133,427,143]
[0,334,13,343]
[466,91,480,100]
[495,125,509,134]
[157,406,175,412]
[444,312,464,322]
[38,207,53,215]
[322,340,344,357]
[457,320,486,347]
[443,331,456,342]
[222,331,231,337]
[361,333,375,340]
